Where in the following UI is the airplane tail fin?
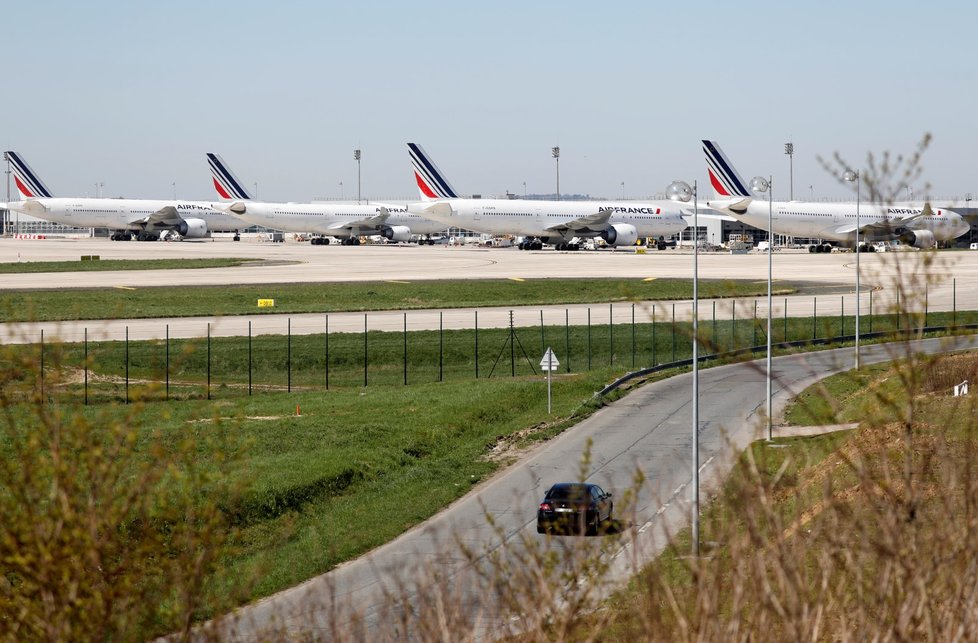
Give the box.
[408,143,459,201]
[702,140,752,199]
[4,151,54,199]
[207,153,253,200]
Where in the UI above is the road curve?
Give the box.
[217,334,978,639]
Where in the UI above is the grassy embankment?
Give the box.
[592,348,978,640]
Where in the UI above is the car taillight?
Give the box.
[540,502,552,511]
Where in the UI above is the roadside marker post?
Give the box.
[540,347,560,414]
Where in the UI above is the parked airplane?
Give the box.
[407,143,687,250]
[703,140,970,252]
[3,151,243,240]
[207,153,446,245]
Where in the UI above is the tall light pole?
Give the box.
[844,169,861,369]
[172,182,176,200]
[620,181,625,200]
[339,181,344,200]
[354,149,362,203]
[552,146,560,201]
[667,178,699,556]
[751,175,775,441]
[253,182,259,200]
[522,181,526,198]
[785,142,794,201]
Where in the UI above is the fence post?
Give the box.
[813,297,817,340]
[953,277,957,327]
[840,295,844,339]
[364,313,368,387]
[587,307,592,370]
[403,313,408,386]
[609,303,614,366]
[84,327,89,406]
[439,311,444,383]
[565,308,570,373]
[165,324,170,400]
[40,329,45,401]
[651,304,657,366]
[287,318,291,393]
[631,303,636,368]
[510,310,516,377]
[475,311,479,379]
[752,300,757,347]
[207,322,212,400]
[712,300,717,349]
[540,310,545,356]
[125,326,129,405]
[247,321,252,395]
[671,303,676,363]
[325,315,329,391]
[731,301,736,352]
[869,290,873,333]
[925,282,929,328]
[784,298,788,342]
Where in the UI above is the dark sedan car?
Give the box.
[536,482,613,535]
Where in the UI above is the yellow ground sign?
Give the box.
[257,299,275,308]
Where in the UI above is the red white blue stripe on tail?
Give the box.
[207,153,253,200]
[702,140,751,198]
[4,151,54,199]
[408,143,459,201]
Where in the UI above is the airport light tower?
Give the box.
[666,178,699,557]
[354,149,362,203]
[844,169,861,369]
[785,142,794,201]
[750,175,775,442]
[552,146,560,201]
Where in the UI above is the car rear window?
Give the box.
[546,484,590,501]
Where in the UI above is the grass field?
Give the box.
[0,277,791,322]
[0,257,264,274]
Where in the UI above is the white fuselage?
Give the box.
[229,202,446,237]
[7,197,243,232]
[728,200,970,244]
[408,198,687,241]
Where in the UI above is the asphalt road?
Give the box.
[217,335,978,639]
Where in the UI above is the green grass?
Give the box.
[0,257,265,274]
[9,367,621,615]
[0,278,790,322]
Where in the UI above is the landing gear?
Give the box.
[110,231,134,241]
[233,231,241,241]
[554,242,580,251]
[808,243,834,253]
[341,237,361,246]
[418,235,435,245]
[136,231,160,241]
[311,236,331,246]
[519,237,543,251]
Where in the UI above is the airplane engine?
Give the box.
[381,225,412,242]
[600,223,639,247]
[176,218,208,238]
[899,228,936,249]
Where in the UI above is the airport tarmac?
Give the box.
[1,237,975,344]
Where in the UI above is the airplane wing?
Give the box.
[544,209,613,233]
[326,207,391,231]
[130,205,183,229]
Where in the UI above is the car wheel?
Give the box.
[537,523,546,534]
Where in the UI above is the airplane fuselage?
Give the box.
[230,202,446,237]
[727,200,970,245]
[410,198,687,241]
[8,197,243,232]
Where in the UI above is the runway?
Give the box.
[1,238,975,345]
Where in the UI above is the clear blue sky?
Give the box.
[5,0,975,202]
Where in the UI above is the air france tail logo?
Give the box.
[702,140,751,198]
[4,151,54,198]
[207,153,253,200]
[408,143,459,200]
